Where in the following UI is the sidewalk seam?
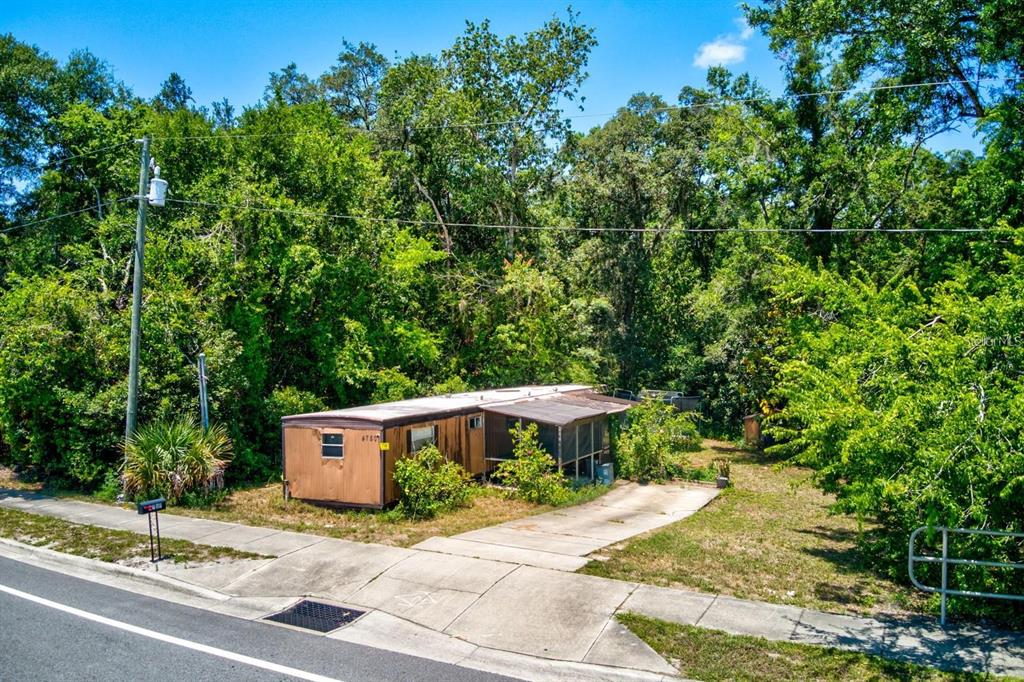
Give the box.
[694,593,718,625]
[442,564,525,636]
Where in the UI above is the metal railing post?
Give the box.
[940,528,948,626]
[909,525,1024,625]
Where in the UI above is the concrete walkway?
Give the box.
[415,483,720,571]
[2,489,1022,680]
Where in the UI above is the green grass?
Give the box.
[0,506,265,565]
[3,465,611,549]
[582,440,928,619]
[618,613,999,681]
[165,482,609,548]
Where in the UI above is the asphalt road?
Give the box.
[0,556,514,682]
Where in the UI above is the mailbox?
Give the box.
[136,497,166,562]
[137,497,166,515]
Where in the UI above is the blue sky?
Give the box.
[5,0,979,151]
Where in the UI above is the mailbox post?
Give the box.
[137,497,166,562]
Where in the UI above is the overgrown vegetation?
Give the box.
[618,613,993,682]
[616,399,702,481]
[122,418,232,503]
[0,506,262,565]
[494,423,573,505]
[392,444,471,518]
[583,442,928,619]
[2,0,1023,621]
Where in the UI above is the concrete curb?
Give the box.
[0,537,230,603]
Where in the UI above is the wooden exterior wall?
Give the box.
[283,426,384,507]
[381,412,485,505]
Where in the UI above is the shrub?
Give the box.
[94,469,122,502]
[393,444,471,518]
[122,418,232,503]
[495,423,571,505]
[617,399,702,482]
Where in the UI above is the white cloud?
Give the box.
[693,16,754,69]
[693,38,747,68]
[734,17,754,40]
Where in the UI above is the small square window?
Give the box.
[468,415,482,429]
[322,433,344,459]
[409,425,436,452]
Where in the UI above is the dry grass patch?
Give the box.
[582,440,928,618]
[0,506,263,567]
[619,613,995,682]
[167,484,556,547]
[0,467,44,493]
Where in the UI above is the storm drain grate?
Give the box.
[264,599,365,633]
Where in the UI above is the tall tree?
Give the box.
[0,35,57,212]
[154,72,194,111]
[264,63,321,105]
[320,40,389,130]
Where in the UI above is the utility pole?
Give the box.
[197,352,209,431]
[125,135,151,440]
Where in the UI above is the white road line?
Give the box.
[0,583,344,682]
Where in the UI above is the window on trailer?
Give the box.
[322,433,344,459]
[468,415,482,429]
[409,425,437,452]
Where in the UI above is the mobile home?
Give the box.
[281,384,633,508]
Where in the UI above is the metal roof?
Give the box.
[281,384,594,429]
[553,392,635,414]
[481,395,608,426]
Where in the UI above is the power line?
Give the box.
[1,197,134,235]
[146,76,1014,142]
[163,197,1009,234]
[36,141,137,169]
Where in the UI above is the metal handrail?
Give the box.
[908,526,1024,625]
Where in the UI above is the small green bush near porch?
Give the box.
[495,422,572,505]
[616,399,701,482]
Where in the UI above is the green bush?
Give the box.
[495,423,571,505]
[393,444,471,519]
[766,259,1024,622]
[617,399,702,482]
[121,418,232,503]
[93,469,122,502]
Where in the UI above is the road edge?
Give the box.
[0,536,231,602]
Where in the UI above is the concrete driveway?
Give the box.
[414,482,719,571]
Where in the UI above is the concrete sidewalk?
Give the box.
[2,489,1022,679]
[416,483,720,571]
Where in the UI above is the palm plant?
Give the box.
[122,418,232,503]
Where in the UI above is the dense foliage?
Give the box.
[616,399,702,482]
[2,1,1022,613]
[495,423,571,505]
[392,444,471,519]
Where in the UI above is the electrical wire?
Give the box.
[147,76,1014,141]
[37,140,137,169]
[1,197,135,235]
[163,197,1010,234]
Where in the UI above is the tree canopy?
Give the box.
[1,2,1021,613]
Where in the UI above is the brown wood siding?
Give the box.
[381,413,486,504]
[283,426,382,506]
